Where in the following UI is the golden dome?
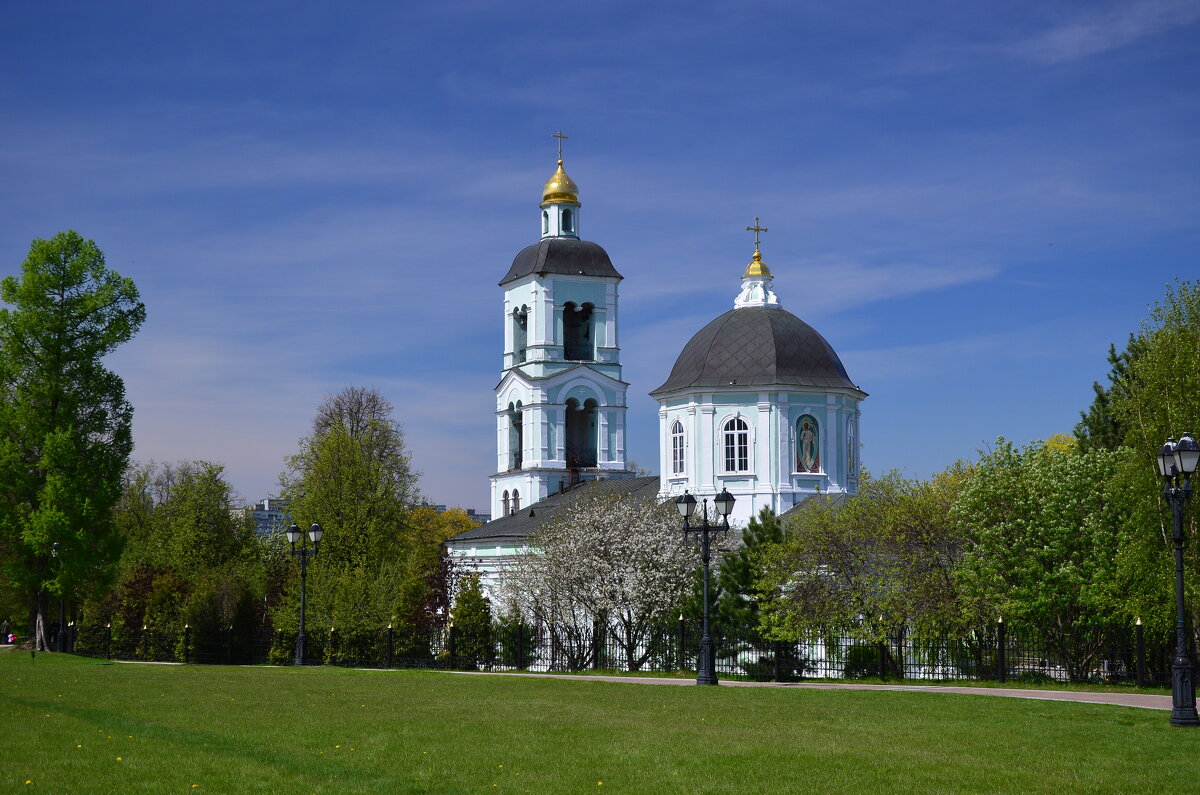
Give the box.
[742,248,773,278]
[541,159,580,206]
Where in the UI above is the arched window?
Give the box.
[562,208,574,233]
[797,415,820,473]
[566,397,598,468]
[671,420,685,475]
[542,210,549,234]
[513,306,528,363]
[501,491,510,516]
[563,302,593,361]
[723,417,750,473]
[512,491,520,512]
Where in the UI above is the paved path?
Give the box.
[442,670,1172,710]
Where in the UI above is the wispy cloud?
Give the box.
[1008,0,1200,64]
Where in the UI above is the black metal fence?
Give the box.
[59,618,1175,687]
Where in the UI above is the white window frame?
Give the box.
[720,415,752,474]
[670,419,686,476]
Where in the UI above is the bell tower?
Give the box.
[491,135,635,518]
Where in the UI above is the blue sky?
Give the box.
[2,1,1197,511]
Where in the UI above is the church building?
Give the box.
[650,223,867,526]
[447,142,865,589]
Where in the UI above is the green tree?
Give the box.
[0,232,145,647]
[1074,335,1143,452]
[757,467,970,644]
[1103,280,1200,640]
[281,386,417,568]
[715,506,783,638]
[952,437,1125,679]
[271,387,449,664]
[79,460,265,661]
[450,572,492,669]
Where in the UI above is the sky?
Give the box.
[1,1,1197,512]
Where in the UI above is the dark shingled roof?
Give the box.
[448,476,660,543]
[651,306,864,396]
[499,238,622,286]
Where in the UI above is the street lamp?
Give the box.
[676,488,735,685]
[1157,433,1200,727]
[50,542,65,653]
[287,522,324,666]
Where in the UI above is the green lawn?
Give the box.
[2,651,1198,793]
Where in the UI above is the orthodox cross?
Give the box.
[746,217,768,250]
[552,130,568,160]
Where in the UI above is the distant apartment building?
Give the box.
[249,497,291,537]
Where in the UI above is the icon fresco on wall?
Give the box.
[797,414,820,473]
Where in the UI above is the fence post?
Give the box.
[1136,618,1145,688]
[68,622,75,654]
[105,623,112,659]
[677,615,686,671]
[997,617,1006,684]
[141,625,149,659]
[448,624,458,669]
[386,624,394,668]
[878,641,887,681]
[592,618,603,670]
[517,623,526,670]
[184,625,191,664]
[773,640,784,683]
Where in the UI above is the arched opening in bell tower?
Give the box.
[565,397,598,468]
[508,401,523,470]
[563,302,593,361]
[512,306,528,363]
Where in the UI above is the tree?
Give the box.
[715,506,783,638]
[501,491,699,671]
[952,437,1125,679]
[757,467,970,644]
[1101,280,1200,641]
[450,572,492,669]
[0,232,145,648]
[271,386,443,664]
[281,386,418,568]
[81,460,264,661]
[1074,335,1143,452]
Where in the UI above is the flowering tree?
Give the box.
[500,491,699,671]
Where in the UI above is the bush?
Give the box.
[844,643,880,679]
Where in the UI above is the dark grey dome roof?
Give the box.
[500,238,622,286]
[651,306,863,395]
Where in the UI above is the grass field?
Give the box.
[3,650,1198,793]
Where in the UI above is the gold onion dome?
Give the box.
[742,248,773,278]
[541,159,580,205]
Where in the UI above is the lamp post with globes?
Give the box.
[286,522,324,666]
[675,489,735,686]
[1157,432,1200,727]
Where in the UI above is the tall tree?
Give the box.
[0,232,144,647]
[1103,280,1200,639]
[715,506,783,637]
[1074,334,1143,452]
[281,386,418,567]
[952,437,1125,679]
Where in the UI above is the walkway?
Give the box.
[442,670,1172,711]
